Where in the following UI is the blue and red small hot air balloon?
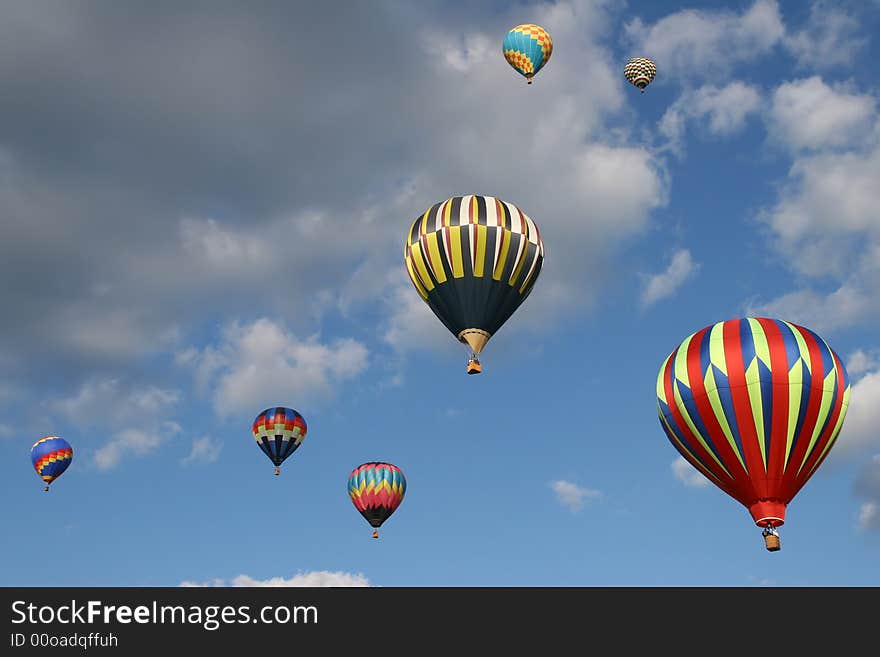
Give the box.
[31,436,73,492]
[252,407,308,475]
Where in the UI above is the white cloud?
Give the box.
[641,249,699,307]
[0,0,669,385]
[745,285,873,334]
[784,2,868,70]
[854,455,880,532]
[747,576,778,587]
[54,378,182,470]
[94,422,182,470]
[55,378,179,426]
[57,306,182,363]
[847,349,879,377]
[403,1,668,335]
[750,85,880,329]
[181,436,221,465]
[624,0,785,81]
[672,457,710,488]
[422,31,493,73]
[181,318,368,416]
[181,570,370,587]
[834,371,880,457]
[767,77,875,152]
[550,480,602,512]
[660,82,762,152]
[382,272,459,355]
[858,502,880,532]
[179,217,267,268]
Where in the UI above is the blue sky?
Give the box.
[2,0,879,587]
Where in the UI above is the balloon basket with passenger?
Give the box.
[762,525,781,552]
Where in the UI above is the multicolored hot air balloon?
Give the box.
[403,195,544,374]
[624,57,656,92]
[31,436,73,492]
[503,24,553,84]
[252,407,308,475]
[656,317,851,552]
[348,462,406,539]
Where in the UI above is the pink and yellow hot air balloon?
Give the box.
[348,462,406,539]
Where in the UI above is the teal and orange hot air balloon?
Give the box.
[31,436,73,492]
[403,195,544,375]
[503,24,553,84]
[656,317,850,552]
[252,407,308,475]
[348,462,406,538]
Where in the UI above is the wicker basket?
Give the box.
[764,534,781,552]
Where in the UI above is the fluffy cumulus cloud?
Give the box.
[671,457,710,488]
[833,369,880,458]
[181,571,371,587]
[624,0,785,81]
[181,436,221,466]
[748,76,880,330]
[391,0,667,335]
[94,423,182,471]
[854,455,880,532]
[381,271,458,356]
[847,349,880,377]
[783,1,869,70]
[767,77,876,152]
[0,0,669,401]
[179,318,368,416]
[550,480,602,511]
[53,378,182,469]
[640,249,699,307]
[659,82,762,153]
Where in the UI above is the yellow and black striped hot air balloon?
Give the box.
[403,195,544,375]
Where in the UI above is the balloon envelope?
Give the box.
[403,195,544,359]
[348,462,406,529]
[503,24,553,83]
[656,317,850,528]
[624,57,656,91]
[252,407,307,468]
[31,436,73,488]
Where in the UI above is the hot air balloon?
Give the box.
[31,436,73,492]
[252,407,308,475]
[348,462,406,539]
[503,24,553,84]
[656,317,850,552]
[624,57,656,92]
[403,195,544,374]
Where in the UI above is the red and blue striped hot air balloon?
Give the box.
[656,317,851,552]
[31,436,73,492]
[252,407,308,476]
[348,462,406,539]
